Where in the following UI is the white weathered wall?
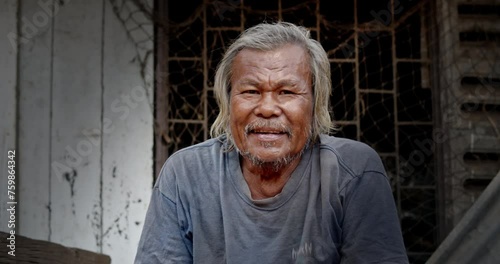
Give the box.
[0,0,18,234]
[101,0,154,260]
[50,0,105,252]
[2,0,154,263]
[18,0,53,241]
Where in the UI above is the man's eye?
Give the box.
[242,90,259,94]
[279,90,294,95]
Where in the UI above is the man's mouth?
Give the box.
[244,121,292,139]
[248,129,287,142]
[249,129,287,135]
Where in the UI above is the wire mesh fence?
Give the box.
[109,0,500,263]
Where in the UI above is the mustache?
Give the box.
[244,120,292,136]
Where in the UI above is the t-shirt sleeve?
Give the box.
[134,169,192,263]
[339,170,409,264]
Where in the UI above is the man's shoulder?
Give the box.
[318,134,384,176]
[155,137,226,190]
[169,137,224,159]
[318,134,378,158]
[160,137,225,175]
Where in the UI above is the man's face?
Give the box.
[229,44,314,166]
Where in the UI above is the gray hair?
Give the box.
[210,22,335,147]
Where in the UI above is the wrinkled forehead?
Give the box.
[229,45,313,86]
[231,44,312,72]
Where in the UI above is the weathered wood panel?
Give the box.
[0,0,18,234]
[50,0,103,252]
[101,0,154,262]
[437,0,500,235]
[18,0,53,241]
[2,0,154,261]
[0,231,111,264]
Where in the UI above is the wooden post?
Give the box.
[155,0,170,180]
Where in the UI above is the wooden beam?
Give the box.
[0,231,111,264]
[155,0,169,180]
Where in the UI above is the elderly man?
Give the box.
[135,22,408,263]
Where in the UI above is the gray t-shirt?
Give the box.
[135,135,409,263]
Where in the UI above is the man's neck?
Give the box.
[241,156,302,200]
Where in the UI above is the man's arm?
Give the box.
[340,171,409,264]
[134,186,192,264]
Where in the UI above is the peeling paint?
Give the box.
[102,195,131,241]
[63,169,77,197]
[63,169,78,215]
[47,203,52,239]
[90,203,102,248]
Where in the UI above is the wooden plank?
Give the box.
[50,0,103,252]
[436,0,461,238]
[0,0,18,234]
[457,0,500,5]
[17,0,53,241]
[101,0,153,263]
[455,54,500,78]
[458,19,500,32]
[0,231,111,264]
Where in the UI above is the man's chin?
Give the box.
[242,153,281,165]
[241,148,282,161]
[239,150,300,171]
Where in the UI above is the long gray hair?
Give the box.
[210,22,335,147]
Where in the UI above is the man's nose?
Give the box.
[254,92,282,118]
